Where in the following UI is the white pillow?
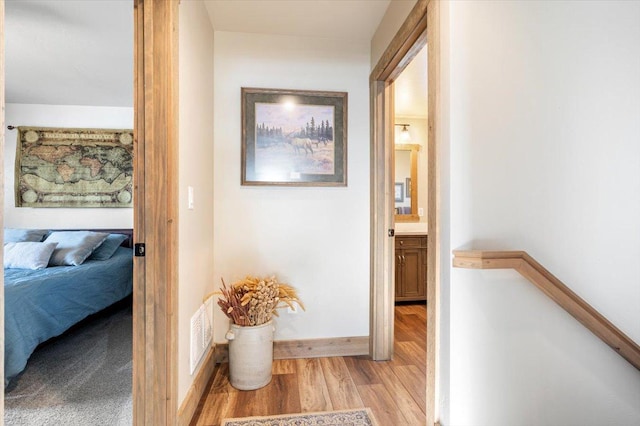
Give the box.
[4,242,59,270]
[45,231,109,266]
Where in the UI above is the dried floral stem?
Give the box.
[212,275,305,327]
[216,278,250,326]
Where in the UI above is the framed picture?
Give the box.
[395,183,404,202]
[241,87,347,186]
[405,177,411,198]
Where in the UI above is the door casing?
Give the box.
[133,0,179,424]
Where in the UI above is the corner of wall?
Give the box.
[370,0,418,70]
[177,0,216,409]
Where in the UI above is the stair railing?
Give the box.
[453,250,640,370]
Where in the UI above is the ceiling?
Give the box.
[203,0,390,41]
[394,44,428,118]
[4,1,392,108]
[5,0,133,107]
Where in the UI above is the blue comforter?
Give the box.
[4,247,133,387]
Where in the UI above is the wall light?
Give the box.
[395,123,411,142]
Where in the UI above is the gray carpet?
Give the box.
[5,299,133,426]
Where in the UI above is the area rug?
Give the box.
[4,299,132,426]
[221,408,378,426]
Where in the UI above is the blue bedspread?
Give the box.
[4,246,133,387]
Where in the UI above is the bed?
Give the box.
[4,229,133,387]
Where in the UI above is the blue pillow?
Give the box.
[45,231,109,266]
[88,233,128,261]
[4,242,58,270]
[4,228,48,244]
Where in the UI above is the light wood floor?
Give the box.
[191,303,426,426]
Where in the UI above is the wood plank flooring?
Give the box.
[191,303,426,426]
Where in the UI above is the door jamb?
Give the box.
[370,0,440,424]
[133,0,179,424]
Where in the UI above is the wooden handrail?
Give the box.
[453,250,640,371]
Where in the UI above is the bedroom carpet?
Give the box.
[4,298,132,426]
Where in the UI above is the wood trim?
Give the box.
[394,143,421,223]
[370,79,395,361]
[395,143,421,151]
[134,0,179,424]
[176,347,216,426]
[370,0,429,82]
[215,336,370,363]
[0,0,5,420]
[426,3,441,423]
[132,1,145,424]
[453,250,640,370]
[370,1,439,425]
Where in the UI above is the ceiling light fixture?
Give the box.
[395,123,411,142]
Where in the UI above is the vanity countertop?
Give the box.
[395,231,428,236]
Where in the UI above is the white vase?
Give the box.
[225,320,274,390]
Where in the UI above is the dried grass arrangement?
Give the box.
[211,276,305,327]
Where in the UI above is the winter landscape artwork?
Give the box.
[241,88,347,186]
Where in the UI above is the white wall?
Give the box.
[213,31,370,342]
[446,1,640,424]
[177,0,215,405]
[4,103,133,229]
[370,0,417,69]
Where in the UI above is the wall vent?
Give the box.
[190,302,213,374]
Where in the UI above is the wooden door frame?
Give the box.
[133,0,179,424]
[370,0,440,424]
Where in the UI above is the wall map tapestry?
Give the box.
[15,126,133,208]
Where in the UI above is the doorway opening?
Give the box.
[390,41,429,419]
[370,1,440,425]
[2,0,180,424]
[3,1,135,423]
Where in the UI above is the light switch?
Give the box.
[188,186,194,210]
[418,207,424,217]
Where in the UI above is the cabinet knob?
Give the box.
[400,240,404,245]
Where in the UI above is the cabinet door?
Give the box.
[400,247,426,299]
[395,252,404,299]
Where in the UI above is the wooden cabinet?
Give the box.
[395,234,427,302]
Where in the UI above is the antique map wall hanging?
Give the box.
[15,126,134,208]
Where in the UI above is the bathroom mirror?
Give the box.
[394,143,420,222]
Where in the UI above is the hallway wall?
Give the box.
[212,31,371,342]
[445,1,640,424]
[177,0,215,405]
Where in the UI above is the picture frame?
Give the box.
[241,87,348,186]
[395,183,404,202]
[405,177,411,198]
